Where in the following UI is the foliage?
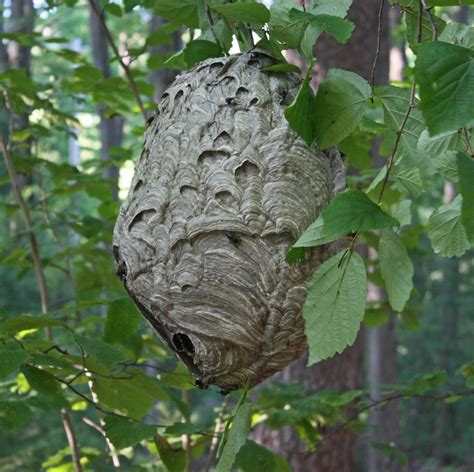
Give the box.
[0,0,473,471]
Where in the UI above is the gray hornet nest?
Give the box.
[113,50,345,392]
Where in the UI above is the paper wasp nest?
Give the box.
[113,50,345,392]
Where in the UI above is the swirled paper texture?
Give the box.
[113,50,345,391]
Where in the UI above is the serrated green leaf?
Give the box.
[0,315,64,333]
[91,371,169,421]
[104,298,141,346]
[427,194,471,257]
[261,63,301,73]
[439,21,474,49]
[363,308,389,328]
[415,41,474,135]
[288,10,354,44]
[294,189,398,248]
[216,402,252,472]
[269,1,306,50]
[418,129,462,181]
[104,416,156,449]
[235,440,291,472]
[154,0,199,28]
[284,67,315,146]
[304,250,366,363]
[104,3,122,17]
[392,199,412,227]
[75,335,128,370]
[21,365,64,403]
[155,434,186,472]
[457,152,474,241]
[161,363,195,390]
[212,3,270,25]
[0,401,32,429]
[183,40,223,67]
[380,229,414,312]
[0,349,29,379]
[163,422,201,436]
[314,69,371,149]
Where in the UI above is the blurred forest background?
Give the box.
[0,1,473,471]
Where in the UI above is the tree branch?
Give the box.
[0,134,83,472]
[88,0,148,123]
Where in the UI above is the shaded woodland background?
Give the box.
[0,1,473,471]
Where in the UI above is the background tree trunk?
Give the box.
[254,2,394,470]
[89,0,124,201]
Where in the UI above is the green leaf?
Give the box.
[284,67,315,146]
[0,349,29,379]
[216,402,252,472]
[104,416,156,449]
[363,308,389,328]
[379,229,414,312]
[154,0,199,28]
[428,194,471,257]
[415,41,474,135]
[75,335,128,370]
[261,63,301,73]
[183,40,223,67]
[21,365,64,402]
[155,435,186,472]
[161,363,195,390]
[212,3,270,25]
[304,250,367,364]
[457,152,474,242]
[377,86,430,194]
[417,129,462,181]
[104,298,141,345]
[0,401,32,429]
[439,21,474,49]
[91,371,169,420]
[0,315,64,333]
[314,69,371,149]
[235,440,291,472]
[104,3,122,17]
[392,199,412,227]
[294,189,398,248]
[288,10,354,44]
[163,422,201,436]
[269,0,306,50]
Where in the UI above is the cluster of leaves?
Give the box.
[0,0,473,470]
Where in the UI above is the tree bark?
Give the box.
[89,0,124,201]
[254,2,393,470]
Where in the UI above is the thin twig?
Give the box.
[0,134,83,472]
[88,0,148,122]
[421,0,437,41]
[376,79,417,204]
[370,0,385,96]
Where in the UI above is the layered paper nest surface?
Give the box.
[113,50,344,391]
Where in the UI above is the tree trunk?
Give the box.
[254,2,392,470]
[149,15,182,101]
[89,0,124,201]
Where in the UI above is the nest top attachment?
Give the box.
[113,50,343,391]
